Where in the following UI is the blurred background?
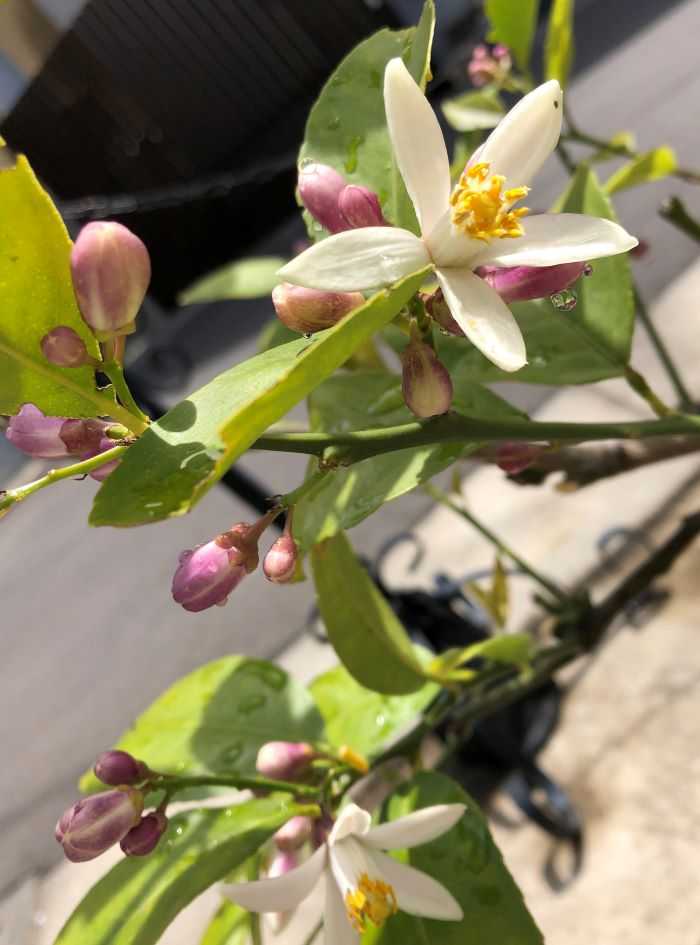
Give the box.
[1,0,700,941]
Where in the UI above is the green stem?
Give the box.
[0,444,129,512]
[633,287,694,410]
[158,773,321,798]
[562,129,700,184]
[423,482,567,603]
[0,339,148,435]
[623,366,674,417]
[102,360,151,425]
[659,196,700,244]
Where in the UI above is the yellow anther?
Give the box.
[450,161,530,243]
[338,745,369,774]
[345,873,398,932]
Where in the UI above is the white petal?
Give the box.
[322,872,359,945]
[222,846,326,913]
[278,227,430,292]
[329,803,372,846]
[369,849,463,921]
[364,804,466,851]
[426,209,484,268]
[480,80,563,187]
[384,58,451,236]
[436,268,526,373]
[329,836,377,900]
[474,213,639,268]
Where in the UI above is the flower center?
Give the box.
[344,873,398,932]
[450,161,529,242]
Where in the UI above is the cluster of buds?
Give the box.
[298,162,387,235]
[172,509,298,612]
[55,750,168,862]
[467,43,512,87]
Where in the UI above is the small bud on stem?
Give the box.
[55,787,143,862]
[94,750,149,786]
[256,741,315,780]
[272,283,364,334]
[120,811,168,856]
[401,331,453,418]
[337,184,387,228]
[263,514,298,584]
[273,815,314,851]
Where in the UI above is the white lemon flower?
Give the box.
[280,59,638,372]
[223,802,466,943]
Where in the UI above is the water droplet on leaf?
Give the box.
[550,289,577,311]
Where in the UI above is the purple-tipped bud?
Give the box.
[477,262,586,304]
[40,327,93,368]
[60,419,111,455]
[272,283,364,335]
[298,163,349,234]
[120,811,168,856]
[401,339,453,418]
[94,750,149,786]
[495,442,546,475]
[6,405,72,458]
[468,43,511,87]
[263,532,298,584]
[55,787,143,863]
[338,185,387,229]
[423,288,463,336]
[71,221,151,340]
[274,815,314,852]
[256,741,315,780]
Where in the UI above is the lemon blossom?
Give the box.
[279,59,638,373]
[224,802,466,942]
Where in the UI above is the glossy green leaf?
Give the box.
[441,88,504,132]
[257,317,298,352]
[179,257,287,304]
[55,798,303,945]
[428,632,534,681]
[0,142,104,417]
[363,772,544,945]
[545,0,575,87]
[80,657,324,794]
[299,1,435,234]
[311,661,438,758]
[200,900,251,945]
[311,530,426,694]
[293,371,523,552]
[90,267,429,527]
[485,0,540,72]
[604,146,677,195]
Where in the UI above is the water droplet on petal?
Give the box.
[550,289,577,311]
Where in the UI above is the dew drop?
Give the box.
[550,289,577,311]
[238,693,267,714]
[344,135,363,174]
[327,116,340,131]
[219,742,243,765]
[583,263,593,276]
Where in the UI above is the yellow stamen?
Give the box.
[450,161,530,242]
[338,745,369,774]
[345,873,398,932]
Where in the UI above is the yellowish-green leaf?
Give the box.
[179,256,286,304]
[428,633,534,682]
[441,87,504,132]
[485,0,540,72]
[545,0,575,87]
[466,554,509,628]
[604,146,677,195]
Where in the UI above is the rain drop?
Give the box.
[298,157,314,170]
[583,263,593,276]
[326,116,340,131]
[550,289,577,311]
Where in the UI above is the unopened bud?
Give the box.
[71,221,151,340]
[423,288,462,335]
[298,162,349,234]
[55,787,143,862]
[6,404,71,458]
[120,811,168,856]
[60,419,111,455]
[256,741,315,780]
[478,262,586,304]
[495,442,546,475]
[40,327,93,368]
[338,185,387,228]
[468,43,512,87]
[263,530,297,584]
[401,338,453,418]
[272,283,364,334]
[273,815,313,852]
[94,750,149,786]
[81,436,123,482]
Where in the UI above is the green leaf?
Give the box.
[466,555,510,629]
[311,661,439,758]
[485,0,540,72]
[178,257,287,304]
[257,317,298,353]
[428,633,534,681]
[90,267,429,527]
[299,1,435,234]
[545,0,575,87]
[310,530,427,694]
[363,772,543,945]
[293,372,523,552]
[79,657,324,794]
[55,798,302,945]
[604,146,677,195]
[0,143,105,417]
[200,899,252,945]
[441,88,504,132]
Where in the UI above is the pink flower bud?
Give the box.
[256,741,315,780]
[468,43,511,87]
[273,815,313,851]
[55,787,143,862]
[60,419,111,455]
[120,811,168,856]
[477,262,586,304]
[263,531,297,584]
[94,750,149,786]
[5,404,72,458]
[272,283,364,335]
[338,185,387,228]
[423,288,462,335]
[495,442,546,475]
[81,436,122,481]
[40,327,93,368]
[71,221,151,340]
[297,162,349,234]
[401,338,453,418]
